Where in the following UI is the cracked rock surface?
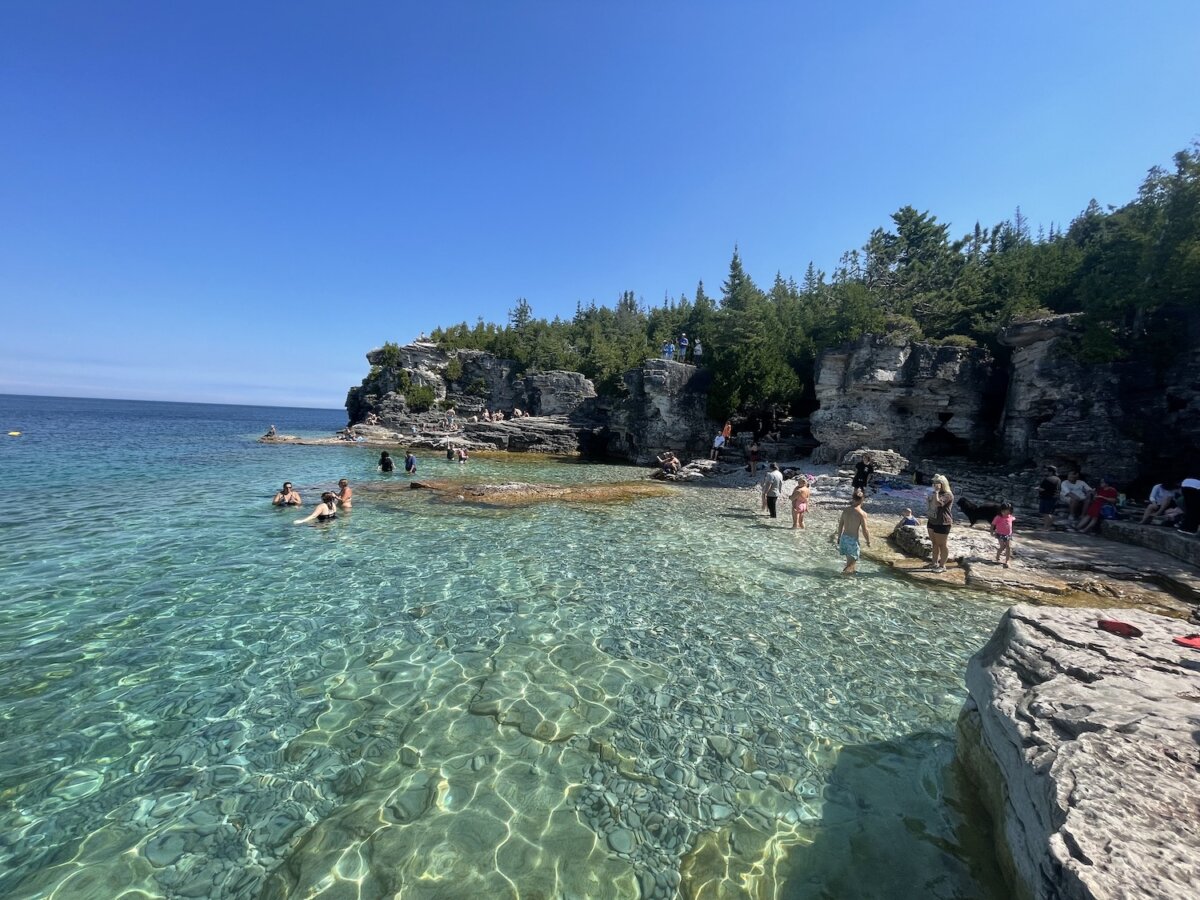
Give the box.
[957,604,1200,900]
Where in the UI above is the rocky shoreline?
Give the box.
[957,605,1200,899]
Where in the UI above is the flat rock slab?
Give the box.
[959,604,1200,900]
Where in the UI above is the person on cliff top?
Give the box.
[661,340,671,360]
[851,455,875,493]
[791,478,811,530]
[295,492,338,525]
[404,451,417,474]
[761,462,784,520]
[1060,471,1091,525]
[335,479,353,509]
[991,502,1015,567]
[1037,465,1061,529]
[273,482,302,506]
[1074,476,1118,535]
[693,338,703,363]
[925,474,954,572]
[379,451,395,473]
[836,490,872,575]
[678,333,689,360]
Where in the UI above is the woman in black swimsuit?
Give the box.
[295,492,338,525]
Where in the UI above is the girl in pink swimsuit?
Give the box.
[791,482,810,530]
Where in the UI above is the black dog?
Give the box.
[957,497,1003,528]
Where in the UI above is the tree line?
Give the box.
[423,143,1199,419]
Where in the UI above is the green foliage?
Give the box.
[375,342,403,368]
[405,384,435,412]
[467,378,488,397]
[932,334,978,349]
[445,356,463,383]
[397,143,1200,417]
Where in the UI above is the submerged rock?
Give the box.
[956,605,1200,899]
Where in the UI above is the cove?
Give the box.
[0,395,1010,899]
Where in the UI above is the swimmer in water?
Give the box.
[295,492,338,525]
[273,482,302,506]
[336,479,352,509]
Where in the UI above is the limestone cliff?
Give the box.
[956,605,1200,900]
[599,360,714,464]
[809,335,998,463]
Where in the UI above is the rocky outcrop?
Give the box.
[998,315,1142,482]
[956,605,1200,899]
[600,360,715,465]
[810,336,998,464]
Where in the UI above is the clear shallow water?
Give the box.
[0,395,1009,899]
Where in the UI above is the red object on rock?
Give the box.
[1172,634,1200,650]
[1097,620,1143,638]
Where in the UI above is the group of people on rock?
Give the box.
[660,333,703,363]
[272,478,353,525]
[480,408,527,422]
[1034,466,1200,535]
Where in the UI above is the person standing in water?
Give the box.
[379,451,395,473]
[791,479,810,529]
[335,479,352,509]
[273,482,302,506]
[404,450,417,474]
[294,492,338,525]
[761,462,784,520]
[836,490,872,575]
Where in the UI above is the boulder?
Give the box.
[810,336,996,463]
[956,605,1200,899]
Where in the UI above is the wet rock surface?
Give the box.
[956,604,1200,900]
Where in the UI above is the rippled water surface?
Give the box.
[0,395,1009,898]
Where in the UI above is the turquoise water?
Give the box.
[0,395,1009,899]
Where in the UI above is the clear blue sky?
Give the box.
[2,2,1198,409]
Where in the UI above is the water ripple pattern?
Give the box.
[0,395,1010,899]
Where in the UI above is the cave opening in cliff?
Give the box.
[915,425,971,457]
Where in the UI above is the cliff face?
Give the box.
[346,347,718,463]
[809,336,997,463]
[997,316,1143,482]
[601,360,714,464]
[347,343,597,426]
[957,605,1200,899]
[996,313,1200,483]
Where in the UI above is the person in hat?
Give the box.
[1037,465,1061,529]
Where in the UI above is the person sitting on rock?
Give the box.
[264,424,277,438]
[897,508,919,527]
[657,450,681,475]
[1074,476,1118,534]
[1060,471,1091,525]
[1141,481,1179,524]
[710,432,725,460]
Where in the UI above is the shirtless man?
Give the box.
[273,482,302,506]
[336,479,353,509]
[836,490,872,575]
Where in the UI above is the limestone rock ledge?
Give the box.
[957,604,1200,899]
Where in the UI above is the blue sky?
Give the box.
[2,2,1198,409]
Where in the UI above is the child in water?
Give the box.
[991,502,1015,568]
[791,480,810,529]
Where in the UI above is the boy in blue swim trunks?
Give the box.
[836,490,872,575]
